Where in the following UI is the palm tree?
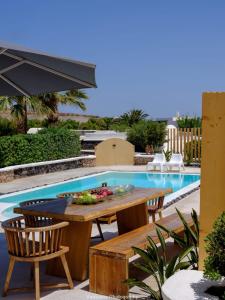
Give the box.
[0,96,51,133]
[37,89,88,125]
[120,109,148,126]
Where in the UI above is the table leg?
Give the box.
[46,220,92,281]
[116,202,149,235]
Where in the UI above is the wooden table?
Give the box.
[14,187,172,281]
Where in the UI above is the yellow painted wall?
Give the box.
[95,138,134,166]
[199,92,225,269]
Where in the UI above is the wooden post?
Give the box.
[198,128,201,162]
[179,129,183,155]
[193,128,197,162]
[183,128,187,161]
[170,129,173,151]
[199,92,225,269]
[176,128,179,153]
[167,129,170,151]
[190,128,193,161]
[173,128,176,153]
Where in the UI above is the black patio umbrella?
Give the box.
[0,41,96,97]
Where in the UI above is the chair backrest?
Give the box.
[2,216,68,258]
[152,153,165,163]
[170,153,183,163]
[149,196,165,210]
[19,198,57,227]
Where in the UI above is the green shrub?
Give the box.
[127,120,166,152]
[79,118,107,130]
[41,119,80,129]
[27,119,44,129]
[0,118,17,136]
[0,128,81,167]
[204,211,225,281]
[203,212,225,298]
[56,119,79,129]
[109,123,129,132]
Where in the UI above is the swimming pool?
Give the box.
[0,171,200,220]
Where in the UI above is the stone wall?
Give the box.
[0,156,96,183]
[0,154,154,183]
[0,170,14,183]
[134,154,154,165]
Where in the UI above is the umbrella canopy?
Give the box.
[0,41,96,97]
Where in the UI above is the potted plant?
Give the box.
[163,150,172,162]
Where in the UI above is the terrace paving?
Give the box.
[0,165,200,299]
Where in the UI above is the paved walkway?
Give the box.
[0,165,200,299]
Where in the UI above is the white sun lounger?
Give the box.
[147,153,166,172]
[165,153,185,171]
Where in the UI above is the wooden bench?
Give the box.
[89,213,193,297]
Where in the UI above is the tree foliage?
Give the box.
[0,90,88,133]
[127,120,166,152]
[0,118,17,136]
[177,116,202,129]
[120,109,148,126]
[34,89,88,125]
[0,96,51,133]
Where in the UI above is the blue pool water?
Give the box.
[0,171,200,218]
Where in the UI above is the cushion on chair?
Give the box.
[147,205,158,214]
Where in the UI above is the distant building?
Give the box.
[154,113,180,127]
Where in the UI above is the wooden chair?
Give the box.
[2,216,73,300]
[147,196,165,222]
[19,198,58,227]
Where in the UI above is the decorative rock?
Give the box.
[162,270,225,300]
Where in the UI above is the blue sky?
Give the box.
[1,1,225,118]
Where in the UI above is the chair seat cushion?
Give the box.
[147,205,158,213]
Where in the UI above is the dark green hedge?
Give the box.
[0,128,81,167]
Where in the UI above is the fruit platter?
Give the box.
[74,187,113,205]
[57,184,135,205]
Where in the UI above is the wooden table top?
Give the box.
[14,187,172,222]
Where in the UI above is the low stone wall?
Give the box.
[0,156,96,183]
[134,154,154,165]
[0,154,154,183]
[0,170,14,183]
